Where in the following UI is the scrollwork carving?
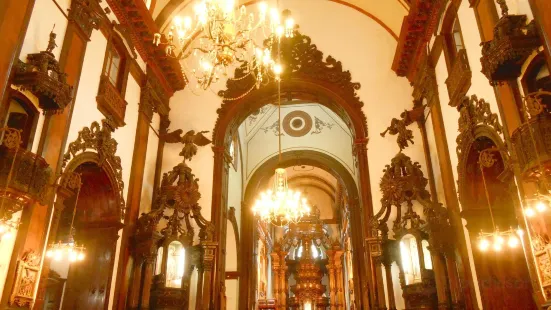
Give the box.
[9,250,41,308]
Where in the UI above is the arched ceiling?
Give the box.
[152,0,410,40]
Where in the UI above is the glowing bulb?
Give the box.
[276,25,284,37]
[173,16,182,26]
[273,63,282,75]
[46,250,53,258]
[517,228,524,236]
[536,200,547,212]
[69,251,77,262]
[77,252,85,261]
[183,16,192,29]
[478,238,490,251]
[525,207,535,217]
[2,231,13,240]
[492,242,502,252]
[54,250,62,261]
[270,8,279,23]
[285,18,294,29]
[508,235,519,248]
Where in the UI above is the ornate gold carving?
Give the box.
[96,76,128,127]
[456,95,503,158]
[445,49,472,107]
[68,0,102,39]
[13,31,72,114]
[10,250,41,308]
[0,127,52,213]
[480,14,540,85]
[62,118,125,219]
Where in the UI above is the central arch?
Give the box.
[209,31,380,309]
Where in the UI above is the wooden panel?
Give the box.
[474,0,499,41]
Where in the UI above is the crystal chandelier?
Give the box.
[251,55,310,226]
[153,0,294,94]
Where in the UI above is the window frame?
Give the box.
[0,90,39,150]
[441,4,467,72]
[101,34,129,94]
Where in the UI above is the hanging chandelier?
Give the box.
[476,148,521,252]
[46,174,86,263]
[251,47,310,226]
[252,168,311,226]
[153,0,294,94]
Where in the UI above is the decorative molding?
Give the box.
[311,116,334,135]
[9,250,41,308]
[282,110,313,137]
[445,49,472,107]
[215,30,367,142]
[480,14,540,85]
[260,120,282,136]
[13,31,72,114]
[456,95,503,159]
[96,76,128,127]
[392,0,446,80]
[247,106,270,126]
[68,0,103,40]
[106,0,185,94]
[62,118,125,220]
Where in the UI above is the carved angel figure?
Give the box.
[46,31,57,53]
[161,129,211,161]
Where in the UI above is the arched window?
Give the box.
[165,241,185,288]
[400,234,421,285]
[0,91,39,150]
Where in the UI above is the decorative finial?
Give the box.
[496,0,509,16]
[46,24,58,53]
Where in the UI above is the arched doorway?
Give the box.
[242,150,361,309]
[46,161,123,309]
[210,31,377,309]
[459,136,536,309]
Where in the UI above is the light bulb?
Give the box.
[525,207,535,217]
[492,242,502,252]
[276,25,284,37]
[184,16,192,29]
[77,252,85,261]
[478,238,490,251]
[285,18,294,29]
[517,228,524,236]
[508,235,519,248]
[173,16,182,26]
[273,63,282,75]
[495,235,505,245]
[46,250,53,258]
[536,200,547,212]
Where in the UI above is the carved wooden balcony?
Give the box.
[0,145,52,218]
[511,112,551,177]
[13,52,72,114]
[96,76,128,127]
[481,15,540,85]
[445,49,472,107]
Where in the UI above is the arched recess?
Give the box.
[242,150,363,309]
[455,97,537,309]
[210,31,377,309]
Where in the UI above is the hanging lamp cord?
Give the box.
[480,162,497,231]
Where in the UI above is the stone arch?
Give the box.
[210,31,376,309]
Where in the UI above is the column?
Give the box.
[431,251,451,310]
[444,253,463,309]
[334,250,345,310]
[140,255,156,309]
[325,250,337,310]
[201,240,217,309]
[195,266,204,310]
[383,261,396,310]
[270,249,281,308]
[127,255,144,310]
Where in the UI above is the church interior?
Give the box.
[0,0,551,309]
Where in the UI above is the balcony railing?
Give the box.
[445,49,472,107]
[96,76,128,127]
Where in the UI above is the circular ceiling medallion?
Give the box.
[283,110,313,137]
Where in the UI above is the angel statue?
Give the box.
[161,129,211,161]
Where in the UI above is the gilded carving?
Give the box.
[13,30,72,114]
[10,250,41,308]
[68,0,102,39]
[62,118,125,220]
[380,106,425,150]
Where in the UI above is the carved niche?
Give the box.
[62,118,125,220]
[13,31,72,114]
[10,250,41,308]
[480,2,540,85]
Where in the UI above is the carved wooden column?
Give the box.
[352,138,379,308]
[128,255,144,309]
[195,265,204,310]
[383,260,397,310]
[325,251,337,310]
[444,251,463,309]
[0,0,35,103]
[327,242,345,310]
[431,251,451,310]
[200,240,217,309]
[270,246,282,308]
[278,250,288,310]
[140,254,156,309]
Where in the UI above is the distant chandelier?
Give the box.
[251,52,310,226]
[153,0,294,95]
[252,168,311,226]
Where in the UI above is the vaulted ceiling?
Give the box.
[151,0,410,39]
